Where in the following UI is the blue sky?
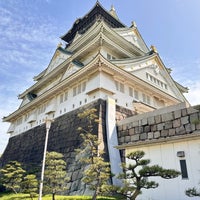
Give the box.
[0,0,200,154]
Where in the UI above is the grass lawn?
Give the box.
[0,193,119,200]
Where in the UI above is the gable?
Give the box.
[61,63,82,81]
[114,27,149,53]
[134,64,185,101]
[44,47,71,77]
[111,54,187,102]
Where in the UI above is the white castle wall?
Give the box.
[126,139,200,200]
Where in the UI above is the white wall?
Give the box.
[126,139,200,200]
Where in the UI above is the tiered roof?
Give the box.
[61,1,125,44]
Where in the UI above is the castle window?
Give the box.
[115,81,119,90]
[107,54,111,60]
[115,80,124,93]
[147,96,150,104]
[60,91,68,103]
[146,73,167,90]
[179,160,188,179]
[107,53,116,60]
[134,90,139,100]
[73,87,77,96]
[73,82,86,96]
[142,93,151,105]
[60,94,64,103]
[82,82,86,92]
[142,93,146,102]
[78,84,81,94]
[129,87,133,97]
[38,104,46,114]
[120,83,124,93]
[24,113,29,122]
[64,91,68,101]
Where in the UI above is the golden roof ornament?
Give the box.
[150,45,158,53]
[109,5,119,19]
[131,21,137,27]
[57,42,62,48]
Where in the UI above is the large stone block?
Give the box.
[181,108,187,117]
[148,116,155,125]
[169,128,175,136]
[181,116,189,125]
[135,126,143,134]
[176,125,186,135]
[196,123,200,130]
[165,121,173,129]
[131,134,139,141]
[155,115,161,124]
[173,119,181,128]
[154,131,160,139]
[144,125,151,133]
[161,112,174,122]
[185,124,192,133]
[141,118,148,125]
[174,109,181,119]
[129,128,135,135]
[161,130,169,137]
[157,123,165,131]
[125,136,131,143]
[148,132,154,140]
[151,124,157,132]
[140,133,147,140]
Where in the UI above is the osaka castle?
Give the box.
[1,2,200,200]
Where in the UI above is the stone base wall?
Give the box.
[0,99,134,195]
[117,104,200,146]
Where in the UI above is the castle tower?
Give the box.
[1,2,189,195]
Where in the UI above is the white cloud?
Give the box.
[0,1,62,154]
[163,56,200,106]
[184,80,200,106]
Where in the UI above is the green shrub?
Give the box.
[0,193,118,200]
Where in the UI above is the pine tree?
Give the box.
[77,108,111,200]
[0,161,26,194]
[117,150,181,200]
[44,151,69,200]
[186,186,200,197]
[22,174,38,200]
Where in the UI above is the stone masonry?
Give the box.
[0,98,134,195]
[117,103,200,146]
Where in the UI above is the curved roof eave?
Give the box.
[4,53,183,122]
[67,20,145,57]
[111,52,156,64]
[93,53,185,103]
[33,47,72,82]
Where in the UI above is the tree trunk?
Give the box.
[131,189,140,200]
[52,192,56,200]
[12,187,17,194]
[92,190,97,200]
